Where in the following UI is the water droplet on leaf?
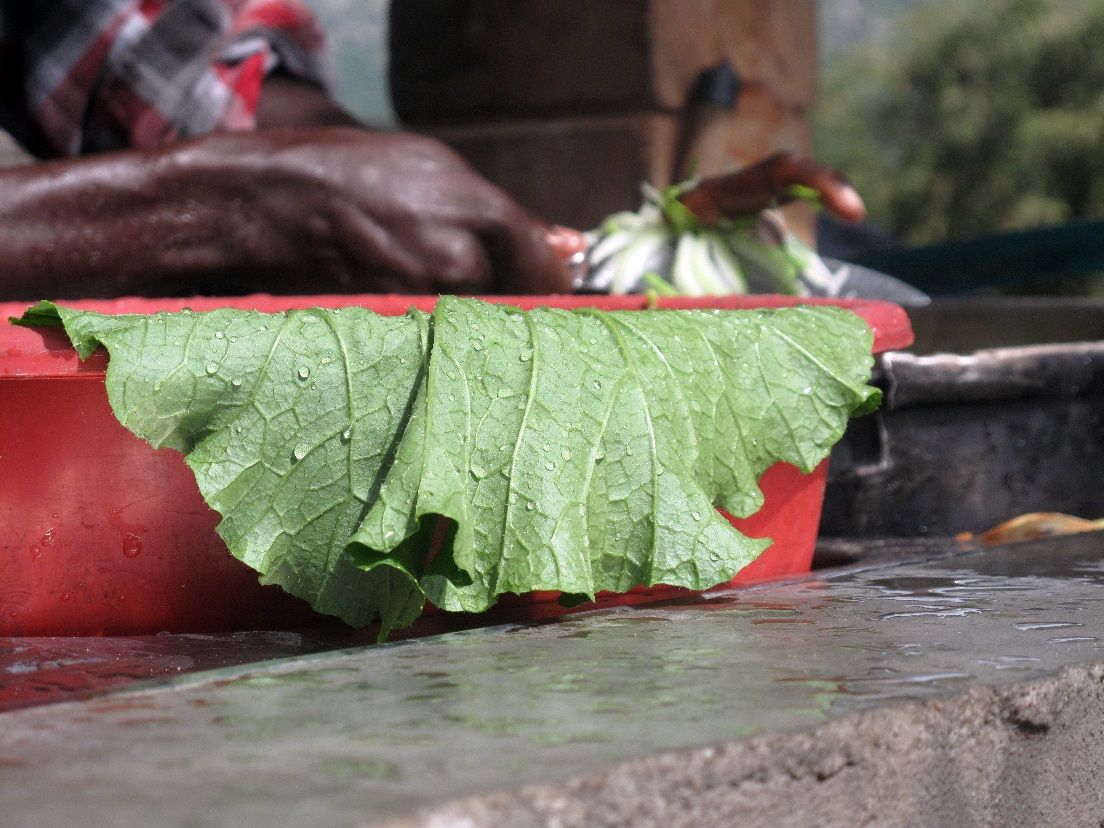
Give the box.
[297,366,310,380]
[205,362,218,375]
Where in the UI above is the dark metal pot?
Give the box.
[820,298,1104,537]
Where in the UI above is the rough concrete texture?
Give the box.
[5,534,1104,827]
[391,662,1104,828]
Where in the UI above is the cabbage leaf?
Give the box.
[19,299,878,635]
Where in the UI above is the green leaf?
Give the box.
[785,183,824,207]
[581,181,831,296]
[23,299,878,634]
[654,182,703,236]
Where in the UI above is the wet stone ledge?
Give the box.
[2,532,1104,827]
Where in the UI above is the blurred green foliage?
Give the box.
[814,0,1104,245]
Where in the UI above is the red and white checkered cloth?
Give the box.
[0,0,330,157]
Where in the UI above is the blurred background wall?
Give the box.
[309,0,817,230]
[311,0,1104,292]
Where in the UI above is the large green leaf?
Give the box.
[20,298,878,635]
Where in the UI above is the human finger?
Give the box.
[679,152,866,223]
[484,206,574,295]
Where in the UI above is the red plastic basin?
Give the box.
[0,293,912,635]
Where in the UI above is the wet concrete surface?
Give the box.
[2,533,1104,826]
[0,629,377,713]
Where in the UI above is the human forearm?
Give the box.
[0,144,260,299]
[0,128,570,301]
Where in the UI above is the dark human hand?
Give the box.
[677,151,867,225]
[164,127,572,295]
[0,128,570,299]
